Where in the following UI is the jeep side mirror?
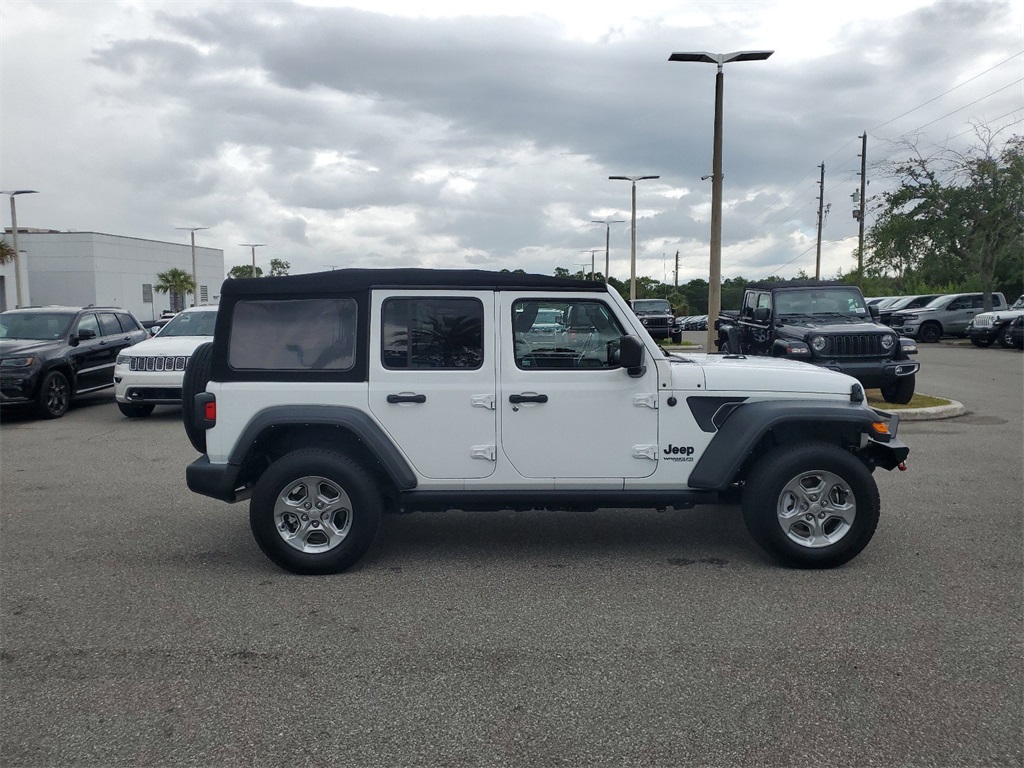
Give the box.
[75,328,97,342]
[753,307,771,323]
[868,304,879,320]
[618,335,646,377]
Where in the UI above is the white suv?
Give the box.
[183,269,910,574]
[114,305,218,417]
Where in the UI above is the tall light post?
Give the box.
[580,249,601,280]
[669,50,772,351]
[609,176,659,302]
[591,218,625,283]
[1,189,38,308]
[176,226,209,307]
[239,243,266,277]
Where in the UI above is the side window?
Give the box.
[756,292,771,310]
[970,296,985,309]
[992,295,1003,307]
[98,312,122,337]
[948,298,965,310]
[229,299,357,370]
[742,292,757,317]
[514,299,624,370]
[116,313,142,332]
[381,297,483,370]
[76,313,100,337]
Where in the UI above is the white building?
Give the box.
[1,230,224,321]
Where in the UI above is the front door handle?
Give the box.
[508,393,548,404]
[387,393,426,404]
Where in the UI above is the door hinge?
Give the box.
[471,394,496,410]
[471,445,496,461]
[633,394,658,409]
[632,444,658,460]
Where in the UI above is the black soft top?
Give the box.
[220,268,601,297]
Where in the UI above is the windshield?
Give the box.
[774,288,869,317]
[632,300,671,313]
[157,310,217,337]
[0,311,75,340]
[1011,295,1024,310]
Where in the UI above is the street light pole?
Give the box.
[580,250,601,280]
[239,243,266,277]
[609,176,659,302]
[592,218,625,283]
[176,226,209,307]
[669,50,773,352]
[1,189,38,308]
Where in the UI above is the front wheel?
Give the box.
[918,322,942,343]
[880,373,915,405]
[249,450,383,575]
[970,336,992,348]
[742,442,880,568]
[997,325,1015,349]
[35,370,71,419]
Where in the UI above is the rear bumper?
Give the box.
[186,456,245,503]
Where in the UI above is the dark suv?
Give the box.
[0,306,148,418]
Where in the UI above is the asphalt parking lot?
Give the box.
[1,340,1021,767]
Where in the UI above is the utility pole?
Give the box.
[674,250,680,287]
[815,162,825,279]
[857,131,868,276]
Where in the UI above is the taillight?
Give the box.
[204,401,216,421]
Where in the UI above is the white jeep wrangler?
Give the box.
[184,269,909,574]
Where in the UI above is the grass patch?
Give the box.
[866,390,951,409]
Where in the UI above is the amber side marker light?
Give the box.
[871,422,890,435]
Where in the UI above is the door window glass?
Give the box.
[381,297,483,370]
[98,312,122,337]
[76,313,100,337]
[229,299,357,370]
[514,299,624,370]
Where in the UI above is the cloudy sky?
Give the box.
[1,0,1021,283]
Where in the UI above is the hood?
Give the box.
[975,308,1024,322]
[124,335,212,357]
[0,338,58,357]
[670,353,858,396]
[778,318,884,334]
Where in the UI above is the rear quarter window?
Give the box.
[229,299,358,371]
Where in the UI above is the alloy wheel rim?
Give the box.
[273,475,353,553]
[46,377,69,414]
[776,469,856,548]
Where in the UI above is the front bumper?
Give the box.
[0,368,42,405]
[812,358,919,389]
[966,326,1000,343]
[114,366,185,404]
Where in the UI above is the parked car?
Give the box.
[1009,315,1024,350]
[877,294,941,326]
[183,268,909,574]
[0,305,148,418]
[890,292,1008,343]
[113,305,218,417]
[966,294,1024,348]
[629,299,681,342]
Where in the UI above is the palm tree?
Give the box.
[154,267,196,311]
[0,239,14,265]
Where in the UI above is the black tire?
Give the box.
[997,325,1015,349]
[879,373,915,405]
[249,450,383,575]
[741,441,879,568]
[118,402,155,418]
[918,322,942,343]
[670,329,682,344]
[181,342,214,453]
[35,370,71,419]
[970,336,993,348]
[718,337,731,354]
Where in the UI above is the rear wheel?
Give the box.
[742,442,879,568]
[880,373,915,405]
[249,450,383,575]
[118,402,155,418]
[181,342,213,453]
[35,370,71,419]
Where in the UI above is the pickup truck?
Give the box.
[715,280,919,404]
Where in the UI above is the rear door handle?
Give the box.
[387,393,426,404]
[508,393,548,404]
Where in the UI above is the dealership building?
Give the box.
[1,229,224,321]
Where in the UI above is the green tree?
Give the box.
[154,267,196,310]
[227,265,263,279]
[866,129,1024,309]
[269,258,291,277]
[0,239,14,265]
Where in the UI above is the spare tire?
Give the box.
[182,342,214,453]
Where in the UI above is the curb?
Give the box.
[886,398,966,421]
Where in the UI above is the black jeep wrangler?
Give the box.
[715,280,919,404]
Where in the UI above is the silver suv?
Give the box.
[183,269,910,574]
[890,292,1007,343]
